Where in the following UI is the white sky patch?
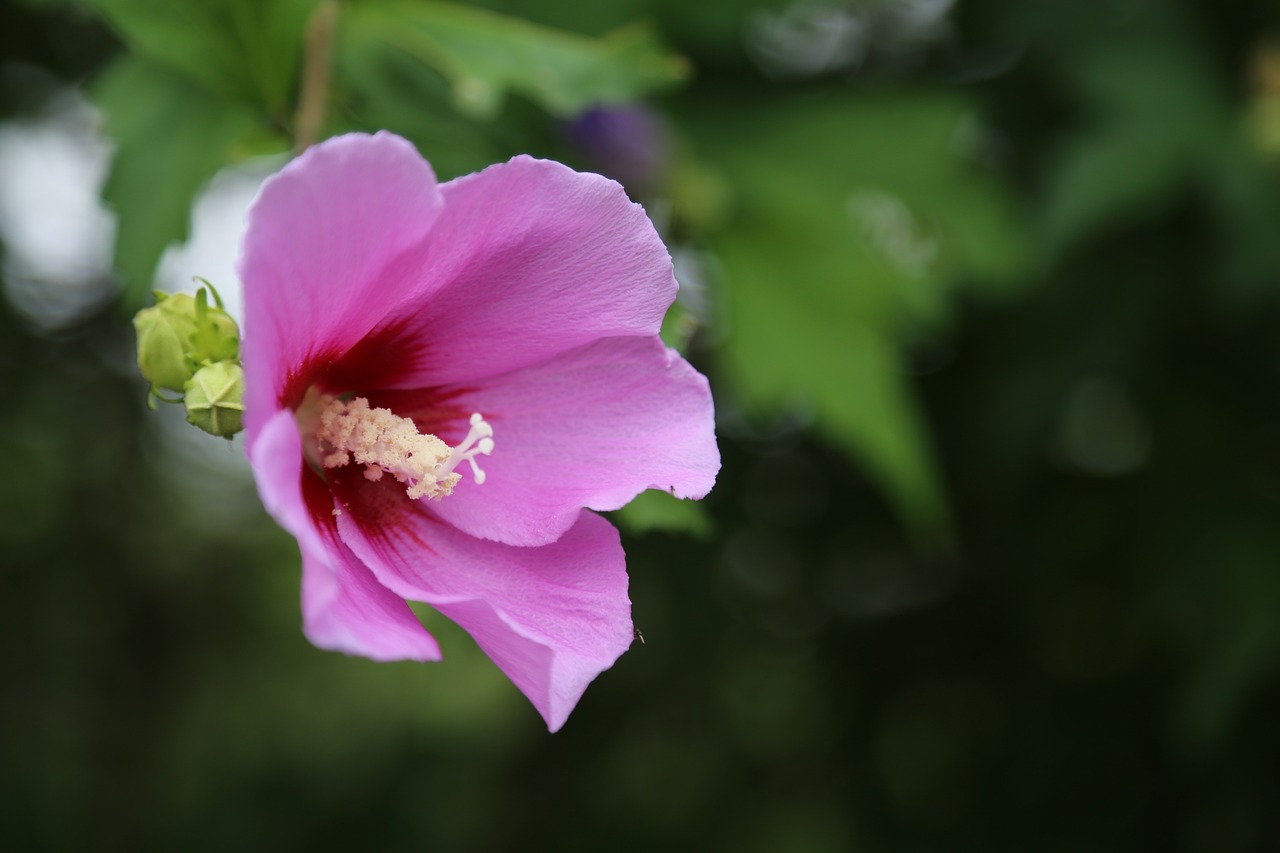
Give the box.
[149,159,279,508]
[0,89,117,330]
[155,159,279,326]
[147,399,259,529]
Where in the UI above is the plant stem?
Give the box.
[295,0,339,152]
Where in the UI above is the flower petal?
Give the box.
[367,335,720,546]
[250,409,441,662]
[246,408,325,557]
[331,477,632,731]
[358,155,678,388]
[239,132,444,442]
[301,538,442,663]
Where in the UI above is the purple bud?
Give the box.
[565,105,671,196]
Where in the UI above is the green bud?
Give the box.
[133,288,240,393]
[184,361,245,438]
[134,295,198,393]
[187,284,240,364]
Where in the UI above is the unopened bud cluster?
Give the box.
[133,282,244,438]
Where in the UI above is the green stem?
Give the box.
[295,0,340,152]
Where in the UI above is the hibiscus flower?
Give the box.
[239,132,719,731]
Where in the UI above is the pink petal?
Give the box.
[301,538,442,663]
[246,408,325,558]
[331,474,632,731]
[239,132,444,442]
[356,155,678,389]
[250,409,441,662]
[368,335,720,546]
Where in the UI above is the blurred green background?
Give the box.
[4,0,1280,850]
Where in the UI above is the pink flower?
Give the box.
[239,132,719,731]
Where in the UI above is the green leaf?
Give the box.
[332,18,509,179]
[88,0,320,118]
[94,57,261,307]
[1040,22,1232,256]
[684,91,1030,540]
[613,490,714,540]
[342,0,690,120]
[718,221,944,539]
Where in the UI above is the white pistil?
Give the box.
[314,395,494,500]
[443,412,496,485]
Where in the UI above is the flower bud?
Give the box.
[184,361,245,438]
[133,295,198,393]
[565,105,672,197]
[133,290,240,393]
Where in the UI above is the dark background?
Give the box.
[4,0,1280,850]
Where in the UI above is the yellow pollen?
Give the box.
[316,395,461,500]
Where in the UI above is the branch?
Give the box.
[294,0,339,152]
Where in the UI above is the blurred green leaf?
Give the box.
[1204,144,1280,309]
[94,57,260,306]
[613,490,713,540]
[342,0,689,120]
[1164,518,1280,756]
[686,91,1029,538]
[89,0,319,118]
[1041,24,1232,256]
[719,248,942,538]
[333,17,509,179]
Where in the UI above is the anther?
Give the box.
[313,396,495,500]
